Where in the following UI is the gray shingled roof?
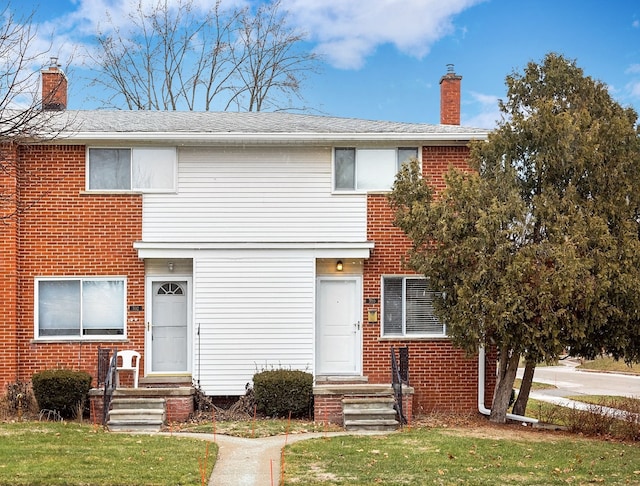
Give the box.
[46,110,489,143]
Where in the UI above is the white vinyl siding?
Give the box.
[194,254,315,395]
[142,146,367,243]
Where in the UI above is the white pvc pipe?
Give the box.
[478,347,539,424]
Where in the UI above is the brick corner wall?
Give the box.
[362,144,497,416]
[10,144,144,394]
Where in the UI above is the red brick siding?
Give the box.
[11,144,144,387]
[165,397,194,423]
[440,74,462,125]
[41,68,68,110]
[1,143,19,391]
[313,395,344,425]
[363,145,497,414]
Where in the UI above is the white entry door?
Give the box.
[316,277,361,375]
[149,279,190,373]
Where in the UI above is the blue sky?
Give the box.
[10,0,640,128]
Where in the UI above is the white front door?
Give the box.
[316,277,362,375]
[148,279,190,373]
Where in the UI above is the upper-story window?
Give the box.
[35,277,126,339]
[87,147,176,192]
[334,147,418,192]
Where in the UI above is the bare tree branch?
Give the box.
[0,5,72,221]
[226,0,318,112]
[89,0,319,112]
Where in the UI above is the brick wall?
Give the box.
[1,143,19,391]
[41,67,68,110]
[440,72,462,125]
[363,145,497,415]
[312,394,344,425]
[10,144,144,389]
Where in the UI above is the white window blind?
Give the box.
[382,277,445,337]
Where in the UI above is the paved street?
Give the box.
[515,359,640,415]
[519,360,640,398]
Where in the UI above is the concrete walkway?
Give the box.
[171,430,366,486]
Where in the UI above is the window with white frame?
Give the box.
[334,147,418,191]
[382,276,445,337]
[36,278,126,338]
[88,147,176,192]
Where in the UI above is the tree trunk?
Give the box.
[489,348,520,423]
[512,359,536,416]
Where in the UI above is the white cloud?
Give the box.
[280,0,485,69]
[463,91,501,129]
[625,64,640,74]
[463,109,500,129]
[28,0,485,71]
[627,81,640,99]
[468,91,499,106]
[633,19,639,28]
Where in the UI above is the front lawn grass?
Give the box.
[578,356,639,374]
[0,422,215,485]
[283,426,640,485]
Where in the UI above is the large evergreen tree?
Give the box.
[389,53,640,423]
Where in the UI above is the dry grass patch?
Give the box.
[284,422,640,485]
[577,356,640,374]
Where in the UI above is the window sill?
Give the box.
[79,190,143,196]
[378,336,449,341]
[31,338,129,344]
[331,189,392,195]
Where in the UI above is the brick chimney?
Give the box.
[41,58,67,111]
[440,64,461,125]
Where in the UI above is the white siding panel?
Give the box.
[194,254,315,395]
[142,146,367,243]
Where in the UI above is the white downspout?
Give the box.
[478,347,539,424]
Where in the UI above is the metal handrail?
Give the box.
[102,348,118,425]
[391,346,409,425]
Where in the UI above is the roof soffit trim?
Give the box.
[59,131,489,145]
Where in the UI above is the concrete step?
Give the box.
[344,419,400,432]
[110,398,166,410]
[108,408,165,422]
[342,396,399,431]
[343,397,396,410]
[343,408,397,422]
[107,397,166,432]
[314,384,395,396]
[108,419,164,433]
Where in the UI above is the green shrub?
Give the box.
[253,369,313,418]
[31,369,92,419]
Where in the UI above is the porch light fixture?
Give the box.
[168,261,174,272]
[336,260,343,272]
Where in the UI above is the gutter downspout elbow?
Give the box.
[478,347,539,424]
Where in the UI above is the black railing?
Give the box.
[391,346,409,425]
[98,347,118,425]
